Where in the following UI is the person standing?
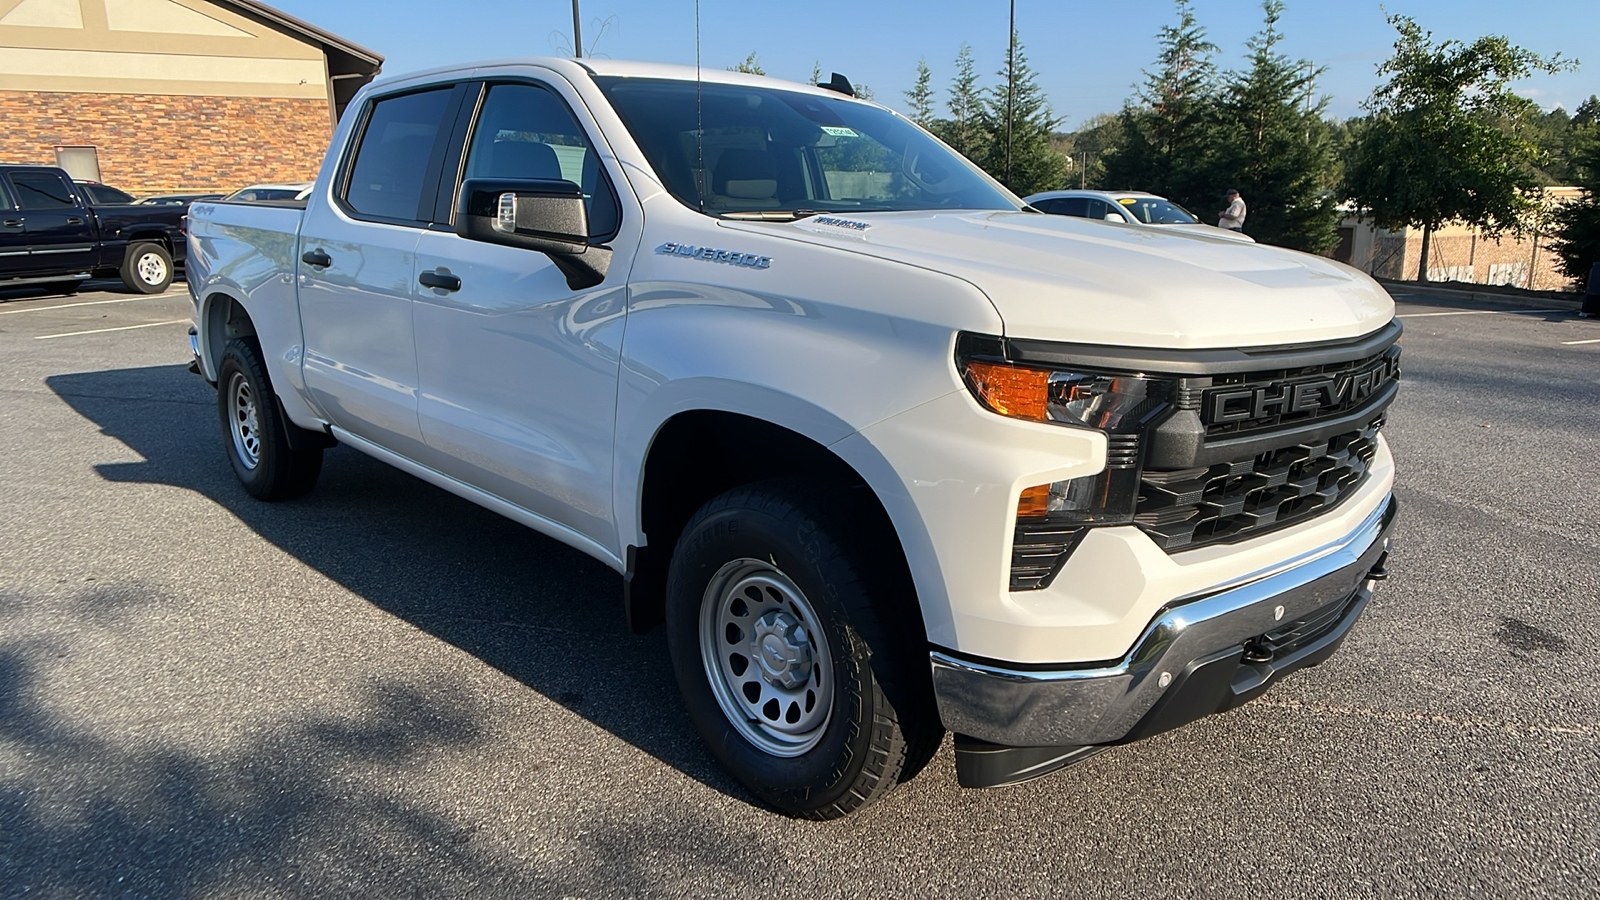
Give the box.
[1218,188,1247,232]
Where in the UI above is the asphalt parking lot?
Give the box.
[2,279,1597,898]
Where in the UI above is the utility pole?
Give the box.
[1005,0,1015,188]
[572,0,583,58]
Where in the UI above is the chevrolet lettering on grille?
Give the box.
[1205,354,1398,425]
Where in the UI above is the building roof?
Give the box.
[215,0,382,69]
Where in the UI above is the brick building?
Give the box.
[1332,187,1583,292]
[0,0,380,195]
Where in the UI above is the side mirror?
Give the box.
[456,178,610,289]
[1104,213,1123,222]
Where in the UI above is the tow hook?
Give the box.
[1367,551,1390,582]
[1240,639,1274,665]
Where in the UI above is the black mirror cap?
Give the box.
[456,177,610,290]
[457,178,589,255]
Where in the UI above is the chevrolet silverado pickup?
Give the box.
[185,59,1399,819]
[1,164,185,294]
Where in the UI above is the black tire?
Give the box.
[665,479,941,819]
[120,241,173,293]
[215,338,322,500]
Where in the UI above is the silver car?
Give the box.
[1025,189,1256,242]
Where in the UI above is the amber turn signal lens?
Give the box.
[1017,483,1052,519]
[964,360,1049,421]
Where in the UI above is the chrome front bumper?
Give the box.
[930,495,1396,748]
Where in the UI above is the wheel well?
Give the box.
[125,232,174,255]
[203,293,257,376]
[627,410,919,636]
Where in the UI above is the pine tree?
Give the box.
[938,44,989,163]
[905,58,936,129]
[981,32,1067,195]
[1102,0,1222,212]
[810,61,822,87]
[1550,134,1600,282]
[1576,95,1600,128]
[1216,2,1339,251]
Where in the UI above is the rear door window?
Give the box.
[11,171,79,210]
[84,184,136,205]
[1052,197,1090,218]
[344,88,455,223]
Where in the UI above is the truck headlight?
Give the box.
[960,359,1169,433]
[955,335,1173,584]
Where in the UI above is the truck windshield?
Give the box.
[595,77,1018,218]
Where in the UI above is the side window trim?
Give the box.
[427,81,485,229]
[332,83,465,229]
[444,76,623,243]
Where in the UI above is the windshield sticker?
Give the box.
[811,216,870,231]
[656,242,772,269]
[1118,198,1137,205]
[820,126,859,138]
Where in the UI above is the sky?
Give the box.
[273,0,1598,129]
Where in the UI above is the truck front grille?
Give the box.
[1134,418,1382,552]
[1185,346,1400,439]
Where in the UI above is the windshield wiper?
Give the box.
[718,209,830,221]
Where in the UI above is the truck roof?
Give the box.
[363,56,858,101]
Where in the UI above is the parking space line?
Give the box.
[0,295,180,316]
[35,319,191,340]
[1395,308,1569,318]
[1561,338,1600,345]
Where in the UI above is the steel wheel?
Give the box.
[136,250,168,288]
[226,371,261,470]
[699,558,833,757]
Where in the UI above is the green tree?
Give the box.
[937,43,988,162]
[1058,113,1124,189]
[1550,136,1600,282]
[810,60,822,87]
[1526,107,1573,184]
[728,52,764,75]
[1102,0,1222,213]
[981,32,1067,194]
[905,58,936,128]
[1341,15,1576,280]
[1216,2,1340,252]
[1575,95,1600,127]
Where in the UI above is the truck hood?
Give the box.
[726,210,1392,349]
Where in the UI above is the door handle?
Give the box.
[1,219,21,229]
[66,217,84,225]
[419,269,461,292]
[301,248,332,267]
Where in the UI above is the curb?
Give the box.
[1376,279,1584,311]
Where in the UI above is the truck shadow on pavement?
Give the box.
[41,365,750,806]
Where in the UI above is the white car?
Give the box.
[186,58,1396,818]
[222,182,314,202]
[1026,189,1256,242]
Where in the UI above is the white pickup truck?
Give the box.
[186,58,1399,819]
